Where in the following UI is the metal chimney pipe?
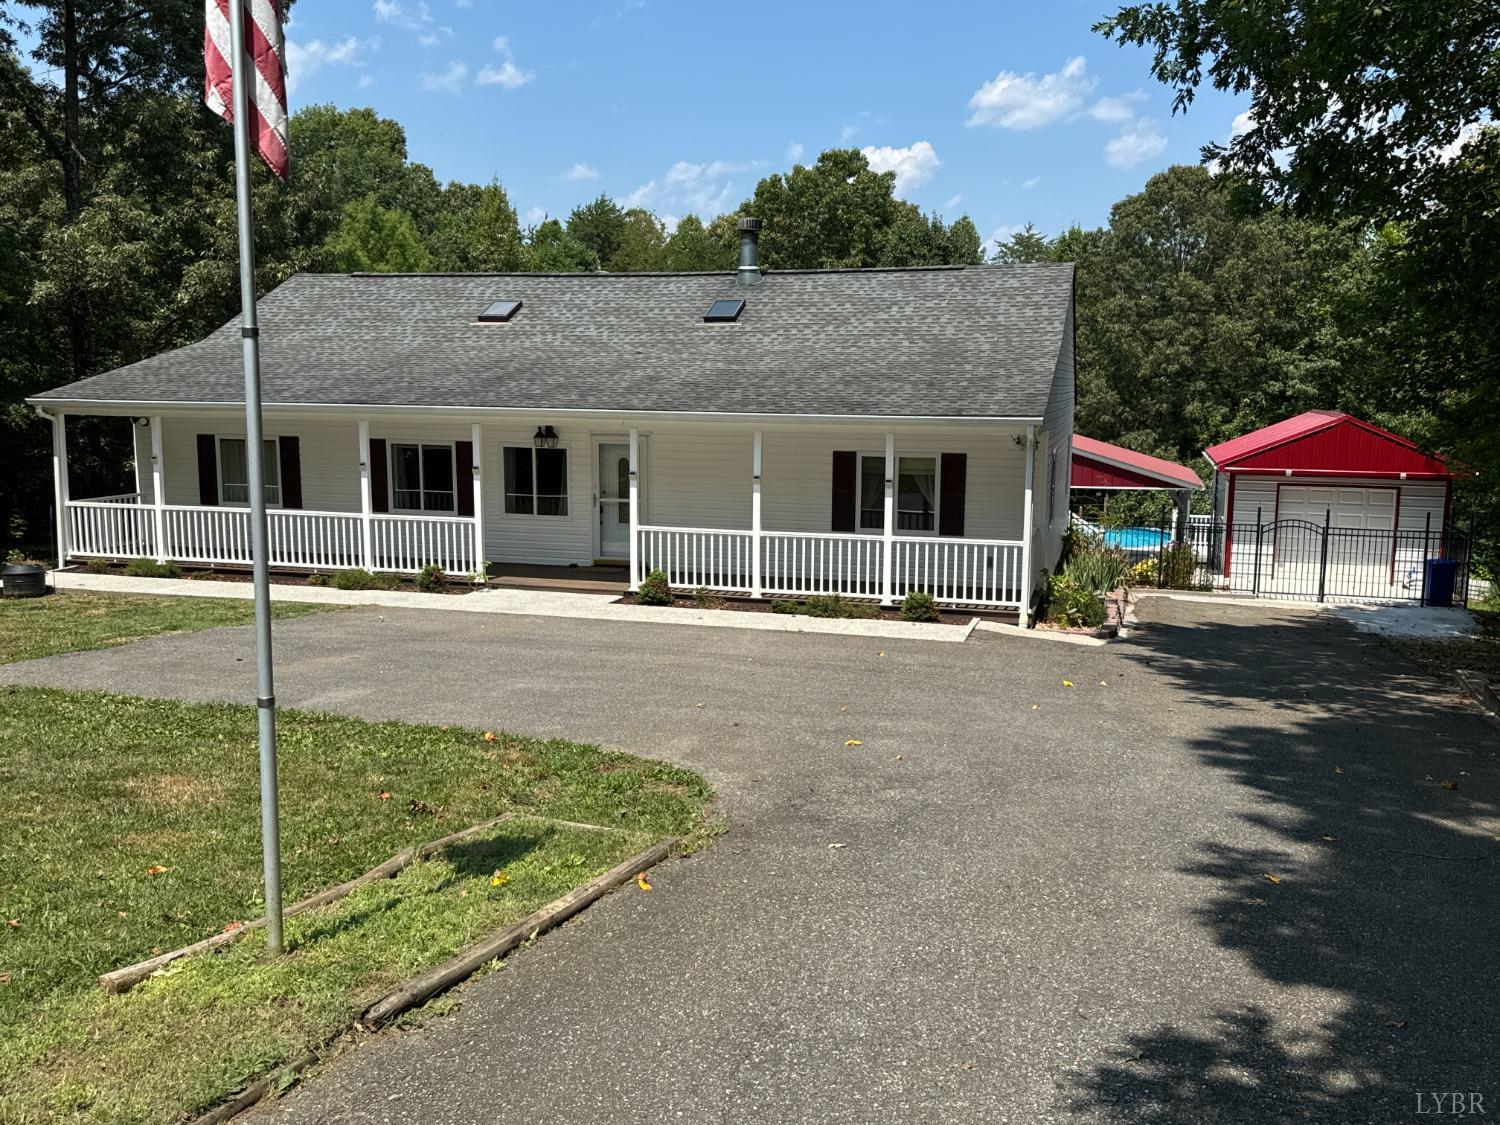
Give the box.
[737,216,763,285]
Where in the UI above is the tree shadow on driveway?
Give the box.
[1070,605,1499,1124]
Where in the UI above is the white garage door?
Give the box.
[1277,485,1396,531]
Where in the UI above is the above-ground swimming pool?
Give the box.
[1102,526,1171,551]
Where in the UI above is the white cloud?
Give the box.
[943,193,963,210]
[1437,121,1486,162]
[284,36,373,95]
[786,141,805,162]
[357,74,376,90]
[373,0,451,45]
[967,56,1095,129]
[475,36,533,89]
[1104,119,1168,168]
[524,206,547,226]
[420,60,467,94]
[1021,175,1041,189]
[625,159,758,218]
[860,141,940,197]
[1230,109,1256,139]
[1088,94,1143,123]
[563,162,600,182]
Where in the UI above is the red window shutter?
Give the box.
[455,440,474,517]
[831,450,857,533]
[939,452,967,537]
[278,436,303,509]
[369,438,389,513]
[196,434,219,506]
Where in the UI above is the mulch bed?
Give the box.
[615,592,970,625]
[76,563,487,597]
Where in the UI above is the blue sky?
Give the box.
[291,1,1245,246]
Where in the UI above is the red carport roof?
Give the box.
[1071,435,1203,490]
[1203,411,1453,477]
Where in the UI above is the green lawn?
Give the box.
[0,687,713,1124]
[0,592,335,664]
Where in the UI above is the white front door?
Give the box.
[597,441,632,560]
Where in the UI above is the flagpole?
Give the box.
[227,0,284,954]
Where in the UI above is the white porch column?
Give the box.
[1019,424,1037,623]
[470,422,484,577]
[627,427,640,590]
[751,430,763,599]
[358,420,373,570]
[149,415,167,562]
[880,431,895,606]
[50,411,70,569]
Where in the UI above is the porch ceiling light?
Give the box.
[533,425,559,449]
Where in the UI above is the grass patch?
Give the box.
[0,687,713,1124]
[0,592,335,664]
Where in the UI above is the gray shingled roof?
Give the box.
[32,264,1074,419]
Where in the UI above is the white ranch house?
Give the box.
[32,226,1075,619]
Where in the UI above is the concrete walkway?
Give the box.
[49,569,978,643]
[4,596,1496,1123]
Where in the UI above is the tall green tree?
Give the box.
[564,194,626,270]
[426,180,525,272]
[991,222,1051,264]
[1095,0,1500,218]
[608,208,667,272]
[659,214,735,271]
[524,217,596,272]
[326,195,431,273]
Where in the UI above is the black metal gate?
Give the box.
[1161,511,1472,604]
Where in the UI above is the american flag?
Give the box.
[204,0,289,181]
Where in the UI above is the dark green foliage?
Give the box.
[637,568,673,605]
[770,594,878,619]
[1044,575,1107,629]
[121,558,180,579]
[329,567,398,591]
[415,563,445,593]
[84,557,110,574]
[1159,542,1200,590]
[1061,546,1132,596]
[305,571,331,587]
[900,591,940,622]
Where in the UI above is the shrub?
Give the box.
[1159,542,1199,590]
[691,586,725,609]
[1044,574,1107,629]
[637,568,673,605]
[305,572,330,587]
[771,595,877,619]
[415,563,445,592]
[186,570,221,581]
[1130,557,1158,585]
[1061,545,1132,595]
[85,558,111,575]
[329,568,390,591]
[122,558,181,579]
[900,591,940,622]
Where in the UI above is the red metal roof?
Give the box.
[1071,435,1203,490]
[1204,411,1453,478]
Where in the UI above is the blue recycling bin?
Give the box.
[1423,558,1459,607]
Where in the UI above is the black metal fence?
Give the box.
[1131,511,1473,604]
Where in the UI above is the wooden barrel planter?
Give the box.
[1,563,48,598]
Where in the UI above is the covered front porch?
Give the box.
[46,410,1055,612]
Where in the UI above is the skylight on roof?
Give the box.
[477,299,522,323]
[704,298,745,323]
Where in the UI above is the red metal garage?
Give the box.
[1203,411,1455,598]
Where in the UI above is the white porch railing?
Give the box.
[69,499,157,558]
[370,513,477,574]
[763,531,885,598]
[638,527,755,591]
[891,536,1024,605]
[66,498,477,575]
[637,525,1024,608]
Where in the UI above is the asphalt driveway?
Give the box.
[4,597,1496,1123]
